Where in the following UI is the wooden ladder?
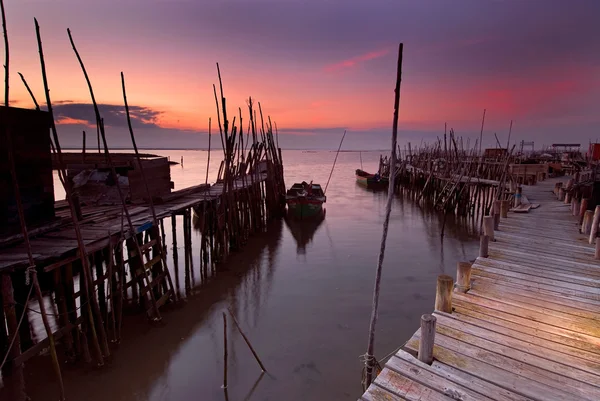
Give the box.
[125,225,175,320]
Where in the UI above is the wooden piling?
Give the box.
[222,312,228,389]
[483,215,495,241]
[588,205,600,244]
[479,235,489,258]
[417,314,436,365]
[582,209,594,235]
[500,199,509,218]
[434,275,453,313]
[558,188,565,201]
[580,198,589,225]
[455,262,472,293]
[571,197,580,217]
[1,274,26,401]
[564,190,571,205]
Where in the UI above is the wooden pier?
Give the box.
[361,176,600,401]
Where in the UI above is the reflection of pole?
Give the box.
[359,151,363,170]
[325,130,347,193]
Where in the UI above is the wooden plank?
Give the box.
[433,312,600,379]
[393,351,531,401]
[373,369,453,401]
[453,294,600,346]
[404,335,582,401]
[406,334,592,401]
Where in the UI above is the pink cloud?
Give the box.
[324,48,392,72]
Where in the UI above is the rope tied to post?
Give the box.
[360,353,382,391]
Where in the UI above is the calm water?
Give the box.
[27,149,478,401]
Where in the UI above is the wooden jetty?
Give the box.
[361,176,600,401]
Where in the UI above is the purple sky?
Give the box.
[5,0,600,149]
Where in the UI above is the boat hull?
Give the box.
[286,197,324,219]
[355,170,389,190]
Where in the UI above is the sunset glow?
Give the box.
[3,1,599,149]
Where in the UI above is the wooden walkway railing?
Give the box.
[361,176,600,401]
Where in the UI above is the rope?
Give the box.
[360,353,382,391]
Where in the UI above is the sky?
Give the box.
[3,0,600,150]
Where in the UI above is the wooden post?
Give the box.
[492,200,500,229]
[558,188,565,201]
[580,198,589,225]
[566,178,574,190]
[588,205,600,244]
[434,275,453,313]
[222,312,228,389]
[479,235,489,257]
[571,198,580,216]
[596,238,600,260]
[483,215,495,241]
[418,314,436,365]
[500,199,509,218]
[564,190,571,205]
[582,210,594,234]
[1,274,26,401]
[455,262,472,293]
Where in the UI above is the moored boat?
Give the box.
[355,169,389,189]
[285,181,326,219]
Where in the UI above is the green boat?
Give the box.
[356,169,389,190]
[285,182,326,219]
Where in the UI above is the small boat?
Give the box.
[355,169,389,189]
[285,181,326,219]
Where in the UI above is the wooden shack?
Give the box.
[484,148,507,158]
[0,107,54,237]
[54,152,173,205]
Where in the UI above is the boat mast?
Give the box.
[324,130,347,193]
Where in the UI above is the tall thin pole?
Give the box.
[324,130,346,193]
[479,108,486,156]
[205,118,211,188]
[364,43,403,388]
[506,120,513,150]
[360,151,363,170]
[1,0,8,106]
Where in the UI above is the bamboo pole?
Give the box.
[324,130,346,193]
[68,29,161,320]
[222,312,228,389]
[17,72,39,110]
[121,72,177,303]
[5,125,65,399]
[364,43,403,389]
[228,309,266,372]
[35,18,107,363]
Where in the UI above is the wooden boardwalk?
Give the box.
[0,171,268,272]
[362,177,600,401]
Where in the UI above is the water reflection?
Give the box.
[24,219,284,401]
[283,210,326,255]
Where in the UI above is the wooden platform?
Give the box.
[361,177,600,401]
[0,172,268,272]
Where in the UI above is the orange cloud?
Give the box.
[56,117,94,127]
[325,48,391,72]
